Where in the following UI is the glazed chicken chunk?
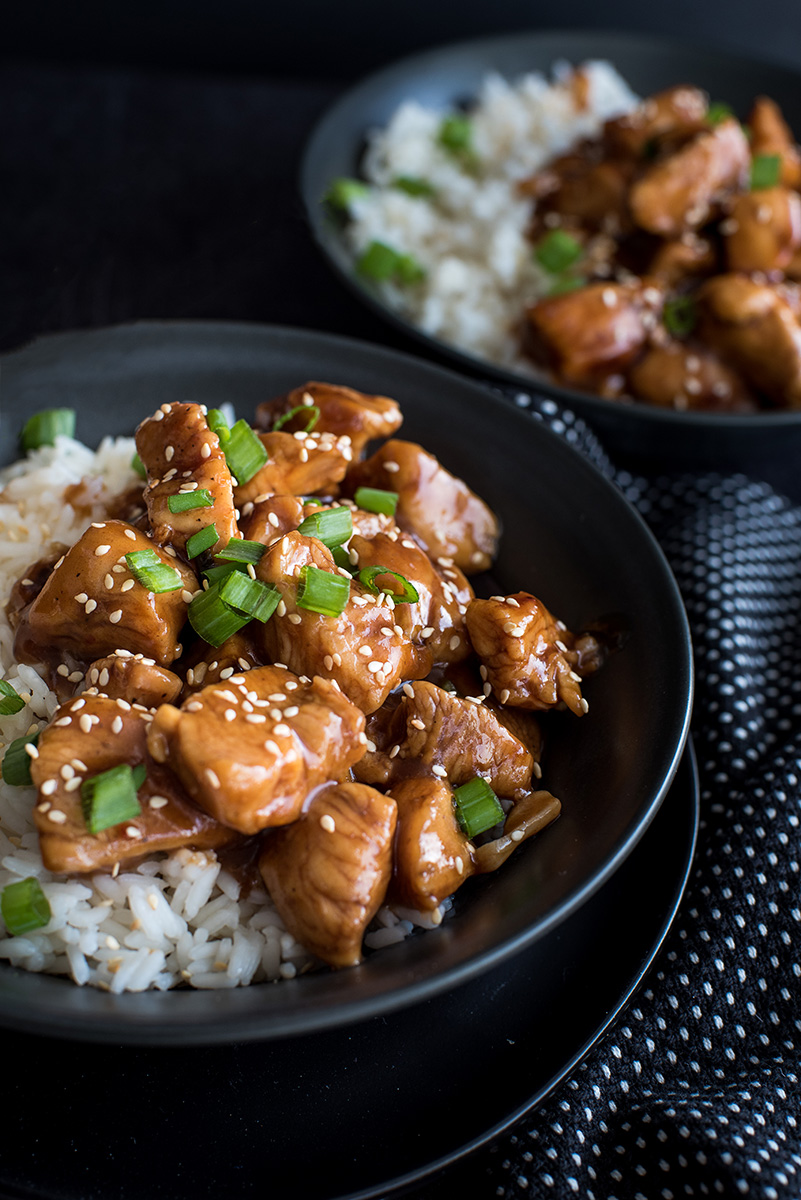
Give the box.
[147,665,366,835]
[602,85,709,159]
[388,776,475,912]
[233,429,353,507]
[135,401,238,558]
[724,186,801,275]
[85,652,183,708]
[31,692,235,874]
[748,95,801,189]
[259,781,397,968]
[256,381,403,460]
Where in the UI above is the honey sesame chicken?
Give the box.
[387,776,475,912]
[85,652,183,707]
[255,380,403,459]
[232,429,352,507]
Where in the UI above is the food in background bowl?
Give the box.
[329,60,801,413]
[0,385,608,992]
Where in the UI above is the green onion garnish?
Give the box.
[331,545,356,573]
[186,524,219,560]
[125,548,184,593]
[297,506,353,549]
[167,489,214,514]
[207,408,231,444]
[357,565,419,604]
[80,763,144,834]
[0,680,26,716]
[203,562,247,584]
[131,451,147,480]
[219,572,280,623]
[214,538,266,566]
[663,295,697,338]
[353,486,399,516]
[535,229,583,274]
[324,177,371,210]
[273,404,320,434]
[20,409,76,453]
[438,113,474,159]
[392,175,436,197]
[707,101,734,125]
[751,153,781,190]
[188,580,250,646]
[452,776,504,839]
[224,419,268,485]
[357,241,426,286]
[547,274,588,297]
[296,565,351,617]
[2,733,39,786]
[1,877,51,935]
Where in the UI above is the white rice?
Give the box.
[0,437,442,990]
[344,60,639,372]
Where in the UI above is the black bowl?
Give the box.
[0,321,693,1043]
[300,29,801,483]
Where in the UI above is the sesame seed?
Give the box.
[224,708,236,722]
[323,655,334,671]
[383,461,400,473]
[41,779,58,796]
[358,645,372,657]
[483,682,492,696]
[79,714,93,733]
[95,544,111,556]
[65,777,82,792]
[299,448,309,463]
[273,723,291,737]
[245,713,267,724]
[71,698,86,711]
[205,768,221,788]
[47,809,67,824]
[320,814,336,833]
[449,635,460,651]
[288,613,302,625]
[54,716,72,727]
[285,706,299,717]
[532,761,542,779]
[149,795,169,809]
[367,661,382,673]
[116,699,131,711]
[85,599,97,615]
[602,288,617,308]
[389,744,400,759]
[112,862,120,877]
[421,626,434,639]
[109,610,123,624]
[185,701,203,712]
[126,826,142,838]
[219,667,235,679]
[264,739,280,754]
[74,592,89,604]
[580,697,589,713]
[511,829,524,843]
[124,529,137,541]
[410,717,426,730]
[500,689,510,704]
[432,764,448,778]
[24,742,39,759]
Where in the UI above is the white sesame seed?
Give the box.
[109,610,123,624]
[383,461,400,473]
[126,825,142,838]
[85,599,97,614]
[358,645,372,657]
[288,613,302,625]
[532,761,542,779]
[74,592,89,604]
[284,706,299,717]
[389,744,400,759]
[149,795,169,808]
[47,809,67,824]
[95,544,111,556]
[580,697,589,713]
[205,768,221,788]
[500,689,511,704]
[320,814,336,833]
[65,777,82,792]
[449,635,460,651]
[246,713,267,724]
[41,779,58,796]
[410,717,426,730]
[432,765,448,778]
[219,667,235,679]
[323,655,334,671]
[402,683,415,699]
[367,661,382,673]
[124,529,137,541]
[273,723,291,737]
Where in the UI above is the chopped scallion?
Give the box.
[547,274,587,296]
[2,733,39,786]
[324,177,371,210]
[663,295,697,338]
[438,113,474,161]
[707,101,734,125]
[20,408,76,453]
[219,572,280,623]
[535,229,583,274]
[224,420,268,485]
[452,776,504,838]
[353,486,399,516]
[125,548,184,593]
[186,524,219,560]
[392,175,436,197]
[203,561,248,585]
[207,408,231,444]
[296,565,350,617]
[0,680,26,716]
[357,241,426,286]
[214,538,266,566]
[131,451,147,479]
[80,763,143,834]
[167,489,214,514]
[273,404,320,433]
[188,580,250,646]
[357,565,419,604]
[297,506,353,549]
[332,545,356,573]
[750,153,781,190]
[1,877,51,935]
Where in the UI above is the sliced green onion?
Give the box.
[131,451,147,480]
[353,486,399,516]
[535,229,583,274]
[215,538,266,566]
[2,733,39,786]
[297,506,353,549]
[20,409,76,453]
[441,679,458,693]
[394,253,426,284]
[219,572,280,623]
[125,548,184,593]
[0,680,26,716]
[273,404,320,433]
[452,776,504,838]
[438,113,474,159]
[168,489,214,514]
[547,274,588,297]
[324,177,371,210]
[296,565,350,617]
[224,419,268,485]
[356,241,426,286]
[1,877,51,935]
[707,101,734,125]
[203,561,248,585]
[663,295,697,338]
[331,545,356,573]
[80,763,143,834]
[188,580,250,646]
[392,175,436,197]
[186,524,219,560]
[751,153,781,190]
[207,408,231,445]
[357,565,419,604]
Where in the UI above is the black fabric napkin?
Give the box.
[422,391,801,1200]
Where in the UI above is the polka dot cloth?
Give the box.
[424,393,801,1199]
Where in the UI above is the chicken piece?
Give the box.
[147,665,366,835]
[526,280,663,386]
[488,703,544,778]
[233,430,353,507]
[388,776,475,912]
[748,96,801,189]
[255,381,403,460]
[348,530,473,674]
[31,692,235,874]
[239,494,305,545]
[256,532,410,713]
[696,273,801,408]
[473,791,562,873]
[647,234,717,287]
[629,119,750,236]
[603,86,709,160]
[627,341,758,412]
[19,520,196,667]
[344,440,499,574]
[85,652,183,707]
[135,401,238,559]
[465,593,587,714]
[354,680,534,799]
[524,155,634,235]
[258,781,397,968]
[724,186,801,274]
[182,630,264,694]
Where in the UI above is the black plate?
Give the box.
[0,743,698,1200]
[300,29,801,479]
[0,321,692,1044]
